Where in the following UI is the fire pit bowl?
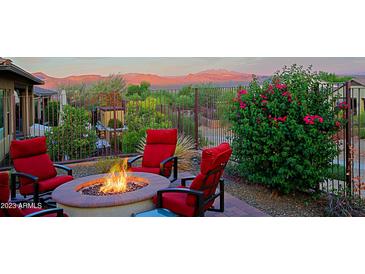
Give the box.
[52,172,170,217]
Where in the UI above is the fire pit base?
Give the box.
[56,199,155,217]
[52,172,171,217]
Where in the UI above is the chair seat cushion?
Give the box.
[130,167,161,175]
[20,175,74,195]
[153,190,196,217]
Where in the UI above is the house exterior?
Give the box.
[96,106,126,143]
[33,86,59,123]
[329,78,365,116]
[0,58,44,165]
[99,106,125,128]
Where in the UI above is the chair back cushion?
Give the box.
[0,172,10,203]
[187,143,232,207]
[0,172,23,217]
[10,137,57,187]
[142,129,177,175]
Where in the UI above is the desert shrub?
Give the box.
[120,97,172,153]
[228,65,345,193]
[107,118,123,128]
[175,95,194,109]
[319,71,352,83]
[137,134,197,171]
[44,101,60,126]
[325,193,365,217]
[126,81,150,99]
[60,75,126,108]
[46,105,97,161]
[175,115,208,147]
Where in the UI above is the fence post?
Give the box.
[345,81,352,196]
[113,91,118,155]
[194,87,199,149]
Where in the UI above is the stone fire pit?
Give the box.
[52,172,170,217]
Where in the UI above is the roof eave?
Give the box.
[0,65,44,85]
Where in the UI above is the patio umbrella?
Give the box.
[59,90,67,125]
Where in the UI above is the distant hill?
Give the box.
[33,69,264,90]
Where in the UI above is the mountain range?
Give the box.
[32,69,259,90]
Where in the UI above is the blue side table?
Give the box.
[132,208,178,217]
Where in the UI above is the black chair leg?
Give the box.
[10,174,17,199]
[219,179,225,212]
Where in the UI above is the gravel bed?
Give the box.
[224,175,327,217]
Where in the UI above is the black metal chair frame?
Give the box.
[2,205,65,217]
[10,164,72,205]
[156,162,227,217]
[128,155,178,182]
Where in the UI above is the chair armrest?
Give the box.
[53,164,73,176]
[11,172,38,182]
[127,155,143,168]
[181,176,196,187]
[11,172,39,202]
[156,188,205,216]
[25,208,65,217]
[160,156,178,182]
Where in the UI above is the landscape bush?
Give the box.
[116,97,172,153]
[44,101,60,126]
[46,105,97,161]
[107,118,123,128]
[228,65,345,193]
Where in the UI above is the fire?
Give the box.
[99,158,149,194]
[100,158,129,193]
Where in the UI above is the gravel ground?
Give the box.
[66,160,328,216]
[223,175,327,217]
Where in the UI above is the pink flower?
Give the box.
[260,94,268,99]
[277,116,287,122]
[335,121,341,127]
[267,85,274,94]
[240,101,247,109]
[275,83,287,90]
[282,91,292,103]
[261,100,268,105]
[238,89,247,95]
[271,116,287,123]
[304,115,323,125]
[338,102,349,110]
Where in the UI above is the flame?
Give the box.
[100,158,129,193]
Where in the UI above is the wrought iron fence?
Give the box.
[320,81,365,198]
[0,87,237,169]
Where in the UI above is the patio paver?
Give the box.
[173,172,269,217]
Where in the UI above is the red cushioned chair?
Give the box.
[155,143,232,217]
[128,129,178,182]
[9,136,73,204]
[0,172,66,217]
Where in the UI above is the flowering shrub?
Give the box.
[228,65,345,193]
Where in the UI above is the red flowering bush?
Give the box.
[228,65,345,193]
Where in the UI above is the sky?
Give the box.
[9,57,365,77]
